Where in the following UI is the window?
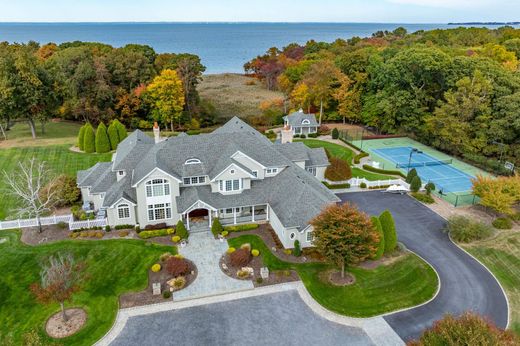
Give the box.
[306,167,316,176]
[183,176,206,186]
[199,176,206,183]
[266,168,278,175]
[290,232,296,240]
[118,170,124,176]
[225,208,233,214]
[306,231,314,242]
[185,158,201,165]
[302,119,310,125]
[117,204,130,219]
[252,170,258,178]
[295,127,301,134]
[145,179,170,197]
[183,178,190,185]
[219,179,241,192]
[230,169,235,174]
[191,177,198,184]
[147,203,172,221]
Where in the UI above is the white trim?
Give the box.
[181,200,218,214]
[109,197,137,208]
[210,163,256,182]
[184,158,201,165]
[230,150,267,169]
[132,167,181,187]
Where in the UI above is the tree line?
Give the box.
[0,41,215,138]
[245,26,520,172]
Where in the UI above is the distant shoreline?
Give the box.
[448,22,520,26]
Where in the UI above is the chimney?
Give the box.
[281,124,293,144]
[153,122,161,144]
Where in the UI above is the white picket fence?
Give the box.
[0,214,108,231]
[326,177,411,190]
[0,214,73,230]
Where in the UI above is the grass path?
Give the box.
[462,230,520,335]
[0,230,176,345]
[0,145,111,219]
[228,234,438,317]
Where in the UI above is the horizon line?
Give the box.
[0,21,452,25]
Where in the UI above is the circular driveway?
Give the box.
[338,191,508,342]
[109,290,373,346]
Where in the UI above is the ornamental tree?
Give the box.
[211,218,223,237]
[83,123,96,153]
[410,175,422,193]
[146,69,185,131]
[371,216,385,260]
[115,119,128,141]
[379,210,397,253]
[406,168,418,183]
[311,203,379,277]
[30,253,84,322]
[472,174,520,216]
[95,122,110,153]
[107,121,120,150]
[77,124,86,151]
[325,157,352,181]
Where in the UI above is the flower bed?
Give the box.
[138,228,175,239]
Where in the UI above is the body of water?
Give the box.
[0,22,516,73]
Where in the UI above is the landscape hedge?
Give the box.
[176,220,189,239]
[362,164,406,179]
[95,122,111,153]
[323,181,351,189]
[83,123,96,153]
[379,210,397,253]
[224,224,259,232]
[138,228,174,239]
[371,216,385,260]
[354,152,369,164]
[107,121,120,150]
[115,120,128,141]
[77,125,86,150]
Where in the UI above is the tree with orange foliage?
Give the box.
[30,253,84,322]
[311,203,379,278]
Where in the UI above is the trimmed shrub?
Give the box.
[224,223,259,232]
[115,120,128,141]
[165,256,190,277]
[410,312,519,346]
[77,124,86,150]
[118,230,129,237]
[425,182,435,195]
[221,231,229,237]
[174,254,184,259]
[300,134,306,139]
[138,228,174,239]
[107,121,120,150]
[83,123,96,153]
[95,122,111,153]
[371,216,385,260]
[293,240,301,257]
[171,235,181,243]
[251,249,260,257]
[229,248,251,267]
[114,224,134,230]
[160,252,173,262]
[379,210,397,253]
[353,152,369,164]
[446,216,493,243]
[412,192,435,204]
[331,128,339,139]
[410,175,422,193]
[325,157,352,181]
[176,220,188,239]
[240,243,251,251]
[211,218,223,237]
[145,222,167,230]
[308,133,318,138]
[226,247,236,254]
[360,182,367,189]
[492,217,513,230]
[170,276,186,290]
[163,291,172,299]
[362,164,406,178]
[406,168,418,183]
[151,264,161,272]
[105,225,111,232]
[323,181,350,189]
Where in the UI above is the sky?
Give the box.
[0,0,519,23]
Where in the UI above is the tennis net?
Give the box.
[396,159,453,169]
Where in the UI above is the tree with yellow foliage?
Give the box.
[146,69,185,131]
[472,175,520,215]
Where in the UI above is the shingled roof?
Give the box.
[283,111,318,127]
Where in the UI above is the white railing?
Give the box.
[69,218,108,231]
[0,214,73,231]
[325,177,411,190]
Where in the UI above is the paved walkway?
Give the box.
[174,231,253,301]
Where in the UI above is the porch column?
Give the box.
[233,208,237,225]
[266,204,269,221]
[208,210,212,227]
[251,205,255,222]
[186,213,190,230]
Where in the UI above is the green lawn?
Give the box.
[4,121,82,140]
[0,230,176,345]
[298,139,394,181]
[463,231,520,335]
[0,145,111,219]
[228,234,438,317]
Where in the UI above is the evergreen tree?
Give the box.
[371,216,385,260]
[379,210,397,254]
[211,218,223,237]
[95,122,111,153]
[176,220,188,239]
[83,123,96,154]
[410,175,422,193]
[107,121,120,150]
[115,119,128,141]
[293,240,301,257]
[331,128,339,139]
[77,124,86,151]
[406,168,418,183]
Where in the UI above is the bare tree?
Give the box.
[30,253,84,322]
[2,158,57,233]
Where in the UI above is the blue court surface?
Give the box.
[373,147,474,193]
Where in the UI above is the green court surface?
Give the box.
[352,137,489,206]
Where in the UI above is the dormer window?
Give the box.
[302,119,311,125]
[118,171,124,176]
[185,158,201,165]
[266,168,278,175]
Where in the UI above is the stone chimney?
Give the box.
[281,123,293,144]
[153,122,161,144]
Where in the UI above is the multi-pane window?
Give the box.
[219,179,241,192]
[252,171,258,178]
[147,203,172,221]
[145,179,170,197]
[306,167,316,176]
[117,204,130,219]
[183,176,206,185]
[306,231,314,242]
[266,168,278,174]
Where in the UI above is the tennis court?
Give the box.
[373,147,474,193]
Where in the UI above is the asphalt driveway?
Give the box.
[339,191,508,341]
[110,290,372,346]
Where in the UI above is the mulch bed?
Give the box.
[46,308,87,339]
[325,270,356,286]
[357,248,407,270]
[119,259,197,308]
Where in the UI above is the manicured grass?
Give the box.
[0,230,176,345]
[463,231,520,335]
[0,121,82,148]
[228,235,438,317]
[351,167,393,181]
[0,145,111,219]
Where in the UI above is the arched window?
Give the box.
[185,158,201,165]
[117,204,130,219]
[145,178,170,197]
[302,119,311,125]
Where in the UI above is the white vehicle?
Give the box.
[385,184,408,195]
